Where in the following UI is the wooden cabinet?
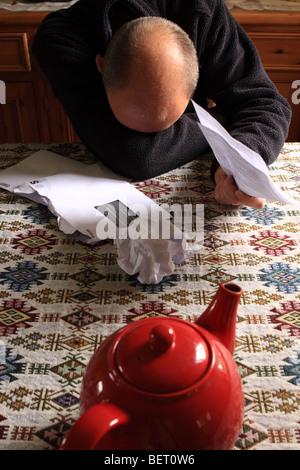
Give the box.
[232,9,300,141]
[0,8,299,143]
[0,10,79,143]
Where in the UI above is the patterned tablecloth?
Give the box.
[0,142,299,451]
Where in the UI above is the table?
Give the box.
[0,142,299,450]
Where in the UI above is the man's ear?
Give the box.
[95,54,104,74]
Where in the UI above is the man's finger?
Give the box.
[235,190,265,209]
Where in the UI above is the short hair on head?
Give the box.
[102,16,199,98]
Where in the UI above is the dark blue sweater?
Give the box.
[32,0,291,180]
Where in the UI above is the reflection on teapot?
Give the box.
[61,283,244,450]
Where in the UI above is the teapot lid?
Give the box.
[115,318,210,393]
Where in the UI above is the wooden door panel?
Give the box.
[0,82,40,142]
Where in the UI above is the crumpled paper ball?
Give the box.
[115,235,193,284]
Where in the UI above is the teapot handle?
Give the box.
[60,403,129,450]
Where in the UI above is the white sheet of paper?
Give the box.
[0,150,169,242]
[0,150,87,191]
[192,100,300,206]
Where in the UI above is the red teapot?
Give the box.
[61,283,244,450]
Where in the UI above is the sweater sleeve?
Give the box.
[194,0,291,167]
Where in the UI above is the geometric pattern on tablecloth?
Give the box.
[0,142,299,450]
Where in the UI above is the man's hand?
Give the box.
[214,166,265,209]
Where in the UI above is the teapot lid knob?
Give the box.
[115,318,210,393]
[149,324,175,353]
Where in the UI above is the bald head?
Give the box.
[96,17,199,133]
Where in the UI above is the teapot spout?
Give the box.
[195,283,242,355]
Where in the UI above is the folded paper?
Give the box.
[192,100,300,206]
[0,150,193,283]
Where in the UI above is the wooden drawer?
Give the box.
[249,33,300,71]
[0,32,31,72]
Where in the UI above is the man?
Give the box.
[32,0,291,209]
